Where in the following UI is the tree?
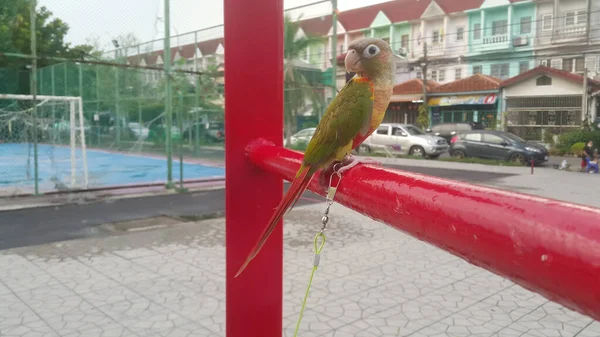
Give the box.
[416,104,430,130]
[0,0,72,69]
[283,15,325,145]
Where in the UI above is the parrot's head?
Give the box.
[344,37,395,84]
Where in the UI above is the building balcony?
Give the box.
[551,26,587,43]
[412,42,446,59]
[470,34,511,53]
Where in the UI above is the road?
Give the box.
[0,165,515,251]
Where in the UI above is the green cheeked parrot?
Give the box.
[235,37,396,277]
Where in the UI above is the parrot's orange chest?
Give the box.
[351,77,393,148]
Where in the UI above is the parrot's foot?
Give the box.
[336,154,381,175]
[319,155,381,190]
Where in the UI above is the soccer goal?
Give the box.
[0,94,89,195]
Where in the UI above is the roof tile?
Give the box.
[430,73,501,93]
[500,65,600,88]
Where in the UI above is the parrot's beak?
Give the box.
[344,49,364,73]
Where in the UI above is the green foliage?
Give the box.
[416,104,430,130]
[558,130,600,154]
[570,142,586,155]
[0,0,74,69]
[283,14,325,145]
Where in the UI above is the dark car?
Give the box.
[450,130,549,165]
[426,122,485,144]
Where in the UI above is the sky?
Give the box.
[38,0,390,52]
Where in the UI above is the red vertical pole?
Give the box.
[224,0,284,335]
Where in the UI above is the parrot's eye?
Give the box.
[362,44,380,58]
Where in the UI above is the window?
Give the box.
[484,134,506,145]
[491,63,510,78]
[401,34,409,49]
[565,10,587,26]
[519,61,530,74]
[405,125,425,135]
[432,30,440,43]
[339,44,344,54]
[536,75,552,86]
[520,16,532,34]
[565,12,576,26]
[473,65,482,75]
[456,27,464,41]
[562,58,573,72]
[416,71,422,79]
[577,11,587,25]
[455,68,462,80]
[376,126,388,135]
[575,57,585,72]
[464,133,482,142]
[392,127,406,136]
[430,70,437,81]
[474,23,481,40]
[492,20,508,36]
[542,14,553,31]
[438,69,446,82]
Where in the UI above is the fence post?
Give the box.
[30,0,39,195]
[224,0,284,335]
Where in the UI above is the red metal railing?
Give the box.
[223,1,600,335]
[246,140,600,322]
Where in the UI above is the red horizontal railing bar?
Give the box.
[246,140,600,321]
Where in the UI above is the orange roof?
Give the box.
[393,78,440,95]
[299,15,332,36]
[179,43,197,59]
[430,74,501,93]
[436,0,484,14]
[197,38,223,55]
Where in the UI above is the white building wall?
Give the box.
[445,14,469,57]
[503,75,585,97]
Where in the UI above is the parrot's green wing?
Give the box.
[303,77,374,166]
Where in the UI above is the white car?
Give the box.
[127,122,150,140]
[284,128,316,147]
[360,123,449,158]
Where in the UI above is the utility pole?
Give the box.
[586,0,592,44]
[422,41,428,104]
[331,0,338,100]
[583,67,589,128]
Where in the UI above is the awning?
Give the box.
[428,93,498,106]
[390,94,423,103]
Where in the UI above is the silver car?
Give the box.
[360,123,449,158]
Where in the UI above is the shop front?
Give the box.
[427,74,502,128]
[428,94,499,128]
[388,79,440,125]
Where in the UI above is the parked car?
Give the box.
[205,121,225,142]
[182,121,224,143]
[284,128,316,147]
[127,122,150,140]
[449,130,549,165]
[360,123,449,158]
[426,122,485,144]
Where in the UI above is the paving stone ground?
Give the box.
[0,203,598,337]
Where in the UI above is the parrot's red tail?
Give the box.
[234,164,314,278]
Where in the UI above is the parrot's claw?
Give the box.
[319,155,381,190]
[336,154,381,175]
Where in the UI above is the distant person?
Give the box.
[583,141,598,173]
[581,141,594,171]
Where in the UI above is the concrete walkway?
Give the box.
[371,156,600,208]
[0,201,598,337]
